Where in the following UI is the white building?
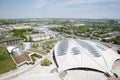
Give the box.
[26,31,59,41]
[52,39,120,80]
[23,42,32,51]
[33,27,48,32]
[12,25,32,29]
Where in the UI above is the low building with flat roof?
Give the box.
[0,37,24,47]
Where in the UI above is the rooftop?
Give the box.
[0,36,23,42]
[13,51,31,65]
[53,39,120,77]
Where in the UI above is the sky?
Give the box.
[0,0,120,19]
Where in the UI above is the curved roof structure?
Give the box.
[7,46,16,53]
[52,39,120,76]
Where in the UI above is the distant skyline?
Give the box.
[0,0,120,19]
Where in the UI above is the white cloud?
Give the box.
[35,0,119,9]
[63,0,119,7]
[35,0,49,8]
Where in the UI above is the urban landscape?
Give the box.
[0,0,120,80]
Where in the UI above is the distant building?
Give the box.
[74,23,85,26]
[102,31,120,40]
[108,20,118,25]
[26,32,60,41]
[0,37,24,47]
[12,25,32,29]
[31,26,61,41]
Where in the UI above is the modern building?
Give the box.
[7,45,43,67]
[7,46,32,66]
[28,26,61,41]
[52,39,120,80]
[0,37,24,47]
[26,32,60,41]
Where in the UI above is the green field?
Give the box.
[0,47,16,74]
[0,54,8,61]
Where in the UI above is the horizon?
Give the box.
[0,18,120,20]
[0,0,120,19]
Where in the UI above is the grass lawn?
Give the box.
[0,54,8,61]
[0,47,16,74]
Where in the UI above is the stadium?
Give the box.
[52,39,120,80]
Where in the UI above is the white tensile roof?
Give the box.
[53,39,120,75]
[7,46,16,53]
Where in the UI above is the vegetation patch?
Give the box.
[9,29,39,41]
[102,36,120,44]
[0,54,8,62]
[32,44,38,49]
[42,39,57,53]
[31,53,42,62]
[41,58,52,66]
[0,47,16,74]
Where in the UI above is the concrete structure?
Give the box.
[52,39,120,80]
[0,37,24,47]
[23,42,32,51]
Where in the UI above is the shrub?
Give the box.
[41,58,52,66]
[31,54,42,62]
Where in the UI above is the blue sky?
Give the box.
[0,0,120,19]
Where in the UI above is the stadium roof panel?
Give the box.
[57,40,69,56]
[72,47,81,55]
